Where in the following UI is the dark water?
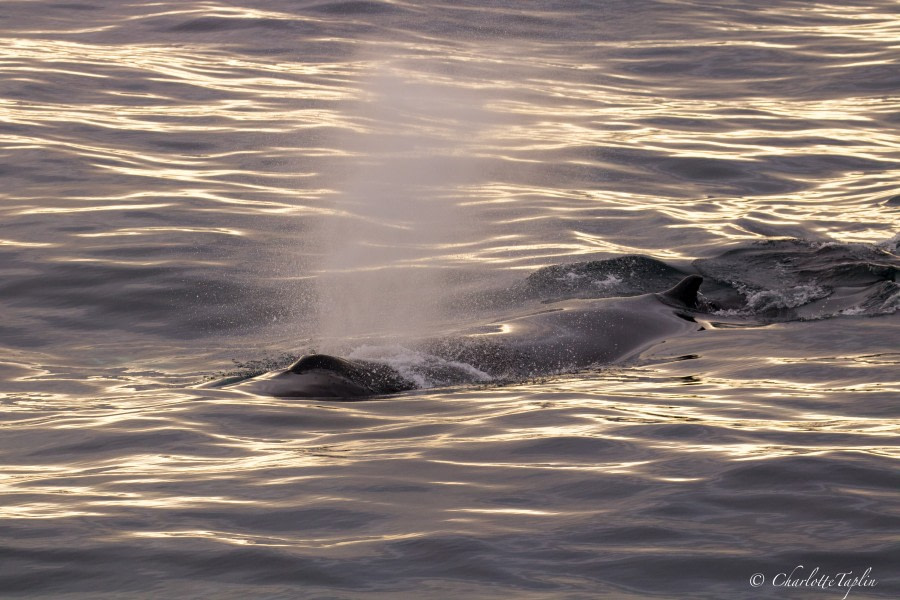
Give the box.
[1,0,898,598]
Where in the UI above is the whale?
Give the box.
[225,275,706,398]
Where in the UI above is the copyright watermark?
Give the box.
[749,565,877,599]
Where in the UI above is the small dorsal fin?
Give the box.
[660,275,703,308]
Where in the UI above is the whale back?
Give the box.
[286,354,414,395]
[659,275,703,308]
[226,277,708,398]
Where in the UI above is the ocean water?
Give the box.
[1,0,899,598]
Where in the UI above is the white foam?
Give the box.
[347,344,492,389]
[875,232,900,253]
[742,284,829,311]
[558,271,584,283]
[592,274,622,288]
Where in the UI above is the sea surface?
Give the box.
[1,0,899,598]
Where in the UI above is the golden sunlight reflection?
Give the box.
[75,226,246,238]
[449,508,562,516]
[130,529,426,550]
[0,239,57,247]
[0,505,105,520]
[1,13,896,273]
[16,203,175,215]
[432,459,655,474]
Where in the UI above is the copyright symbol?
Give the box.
[749,573,765,587]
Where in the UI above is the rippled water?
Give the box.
[1,0,898,598]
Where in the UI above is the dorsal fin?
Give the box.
[660,275,702,308]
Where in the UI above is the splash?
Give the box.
[347,344,492,389]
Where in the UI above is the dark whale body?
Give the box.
[240,354,415,398]
[229,275,705,398]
